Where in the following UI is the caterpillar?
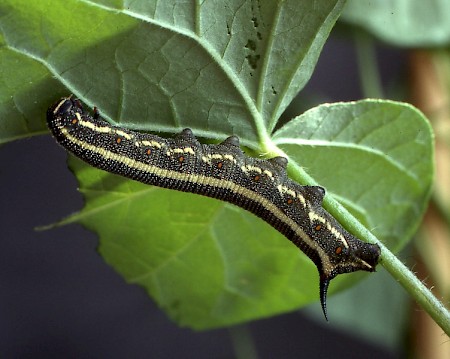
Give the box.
[47,96,381,320]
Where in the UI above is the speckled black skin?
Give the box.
[47,97,381,320]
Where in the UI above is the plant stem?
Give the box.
[287,160,450,336]
[328,191,450,336]
[229,325,259,359]
[379,241,450,336]
[354,30,384,99]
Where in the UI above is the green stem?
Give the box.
[288,160,450,336]
[331,197,450,336]
[354,31,384,99]
[228,325,259,359]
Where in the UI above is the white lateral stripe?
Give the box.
[53,99,67,114]
[241,165,262,173]
[78,119,112,133]
[263,170,273,179]
[141,140,163,148]
[202,153,237,164]
[115,130,133,140]
[171,147,195,155]
[309,210,349,248]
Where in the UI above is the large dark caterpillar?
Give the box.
[47,96,381,320]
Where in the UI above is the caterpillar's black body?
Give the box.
[47,97,381,319]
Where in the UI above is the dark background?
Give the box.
[0,30,407,358]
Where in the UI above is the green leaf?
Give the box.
[273,100,434,253]
[66,158,319,328]
[0,0,344,144]
[0,0,435,330]
[341,0,450,46]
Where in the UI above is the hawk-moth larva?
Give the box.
[47,97,381,320]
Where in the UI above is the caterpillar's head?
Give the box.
[46,96,85,141]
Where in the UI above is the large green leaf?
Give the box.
[342,0,450,46]
[65,159,319,328]
[1,0,343,143]
[0,0,434,330]
[273,100,433,252]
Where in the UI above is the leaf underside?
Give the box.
[0,0,433,329]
